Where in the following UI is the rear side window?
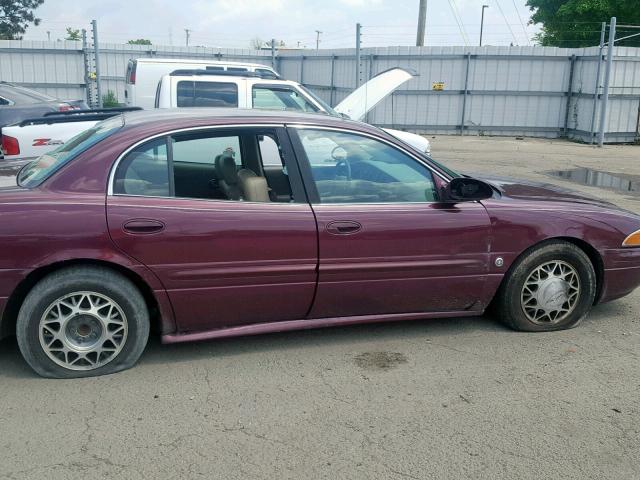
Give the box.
[172,135,242,166]
[176,81,238,108]
[113,138,170,196]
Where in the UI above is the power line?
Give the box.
[495,0,518,44]
[510,0,531,45]
[447,0,469,45]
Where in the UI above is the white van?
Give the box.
[125,58,279,109]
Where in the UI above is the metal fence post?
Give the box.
[329,54,336,106]
[589,22,606,144]
[598,17,616,147]
[271,38,276,69]
[355,23,362,88]
[91,20,102,108]
[365,54,375,123]
[460,52,471,135]
[564,54,576,136]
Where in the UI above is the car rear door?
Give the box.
[106,125,318,334]
[289,126,492,319]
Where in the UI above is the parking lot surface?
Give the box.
[1,136,639,480]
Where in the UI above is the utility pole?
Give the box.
[315,30,322,50]
[184,28,191,47]
[589,22,606,144]
[355,23,362,87]
[598,17,616,147]
[416,0,427,46]
[480,5,489,46]
[46,31,50,41]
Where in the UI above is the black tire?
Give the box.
[16,266,150,378]
[494,241,596,332]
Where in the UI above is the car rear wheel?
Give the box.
[495,241,596,332]
[16,266,149,378]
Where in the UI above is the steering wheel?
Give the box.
[332,146,352,181]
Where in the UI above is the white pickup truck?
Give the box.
[1,108,141,162]
[1,67,430,162]
[155,67,431,154]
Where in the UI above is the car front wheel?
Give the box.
[16,266,149,378]
[495,241,597,332]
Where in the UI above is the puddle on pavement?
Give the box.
[547,167,640,196]
[353,351,408,371]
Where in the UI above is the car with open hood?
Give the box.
[2,108,640,378]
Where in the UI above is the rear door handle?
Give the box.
[123,219,165,234]
[326,221,362,235]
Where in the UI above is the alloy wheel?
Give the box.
[38,291,128,371]
[520,260,581,325]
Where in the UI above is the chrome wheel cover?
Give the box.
[38,291,128,371]
[520,260,581,325]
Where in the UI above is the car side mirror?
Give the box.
[443,177,493,202]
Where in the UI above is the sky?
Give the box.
[22,0,540,48]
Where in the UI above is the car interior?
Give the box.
[299,131,439,204]
[114,131,294,203]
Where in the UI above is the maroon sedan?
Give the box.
[2,109,640,378]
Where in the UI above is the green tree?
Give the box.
[65,27,80,41]
[0,0,45,40]
[527,0,640,47]
[127,38,152,45]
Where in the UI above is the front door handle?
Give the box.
[326,221,362,235]
[123,219,165,234]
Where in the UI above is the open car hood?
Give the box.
[334,67,416,121]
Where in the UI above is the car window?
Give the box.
[298,86,336,115]
[0,96,11,105]
[0,85,55,104]
[113,138,170,197]
[113,129,293,203]
[18,117,123,188]
[258,135,283,166]
[252,86,318,112]
[176,81,238,108]
[172,135,242,166]
[297,129,438,204]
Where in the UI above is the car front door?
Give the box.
[289,126,492,319]
[106,125,317,334]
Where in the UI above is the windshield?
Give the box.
[426,156,461,179]
[377,127,461,178]
[17,116,123,188]
[298,86,338,116]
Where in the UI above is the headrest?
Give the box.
[215,153,238,185]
